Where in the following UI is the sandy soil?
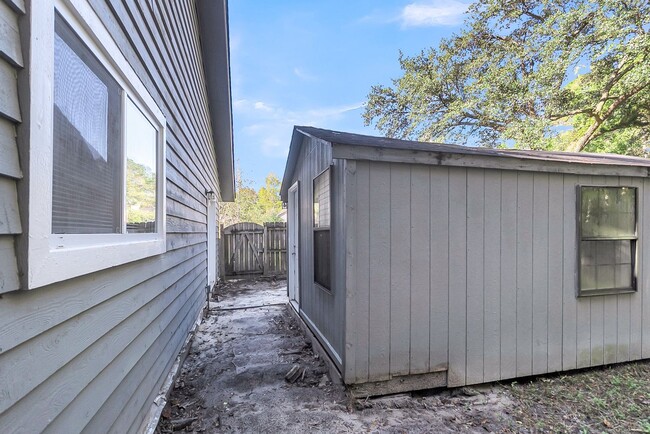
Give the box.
[155,278,519,433]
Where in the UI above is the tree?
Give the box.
[219,169,284,226]
[126,159,156,224]
[257,173,283,222]
[364,0,650,154]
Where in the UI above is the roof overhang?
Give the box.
[280,126,306,202]
[196,0,235,201]
[281,127,650,201]
[330,143,650,178]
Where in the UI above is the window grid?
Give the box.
[578,186,637,296]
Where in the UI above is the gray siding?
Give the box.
[346,162,650,387]
[0,1,220,432]
[288,136,346,367]
[0,0,22,295]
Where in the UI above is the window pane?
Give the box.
[125,98,157,233]
[581,187,636,238]
[580,240,633,291]
[52,14,121,234]
[314,229,331,289]
[313,169,330,228]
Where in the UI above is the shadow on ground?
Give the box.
[155,278,650,432]
[155,278,521,433]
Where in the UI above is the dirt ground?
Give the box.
[156,278,650,433]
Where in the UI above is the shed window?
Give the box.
[313,168,331,290]
[579,186,637,296]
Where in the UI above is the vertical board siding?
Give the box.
[0,1,221,432]
[447,167,467,386]
[532,173,549,375]
[288,136,345,368]
[466,169,484,385]
[547,176,564,372]
[483,170,501,382]
[516,173,534,378]
[500,171,518,379]
[349,163,650,387]
[352,160,370,382]
[429,167,449,372]
[389,164,411,377]
[368,162,391,381]
[643,178,650,358]
[409,165,430,374]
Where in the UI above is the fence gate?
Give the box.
[222,222,287,277]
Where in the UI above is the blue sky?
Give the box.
[229,0,469,188]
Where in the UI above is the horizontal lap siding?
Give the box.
[348,163,649,386]
[290,136,345,366]
[0,0,22,295]
[0,1,219,432]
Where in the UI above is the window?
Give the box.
[25,0,166,289]
[578,186,637,296]
[313,168,331,290]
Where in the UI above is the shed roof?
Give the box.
[281,126,650,200]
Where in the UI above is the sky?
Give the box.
[229,0,469,188]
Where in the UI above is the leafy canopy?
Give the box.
[219,169,284,226]
[364,0,650,154]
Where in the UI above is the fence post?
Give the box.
[218,224,226,280]
[262,223,268,276]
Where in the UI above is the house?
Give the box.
[280,125,650,396]
[0,0,233,431]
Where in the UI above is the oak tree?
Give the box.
[364,0,650,154]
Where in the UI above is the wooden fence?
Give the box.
[221,222,287,278]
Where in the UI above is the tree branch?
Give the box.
[568,82,650,152]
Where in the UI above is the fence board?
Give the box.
[222,222,287,277]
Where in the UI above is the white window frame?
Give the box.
[25,0,167,289]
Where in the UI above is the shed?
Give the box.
[280,125,650,396]
[0,0,233,431]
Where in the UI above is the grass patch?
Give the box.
[507,361,650,433]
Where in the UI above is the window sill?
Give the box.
[577,287,636,297]
[28,234,166,289]
[314,281,332,295]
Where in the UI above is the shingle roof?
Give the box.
[296,126,650,168]
[281,125,650,200]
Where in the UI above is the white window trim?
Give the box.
[26,0,167,289]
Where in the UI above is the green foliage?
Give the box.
[219,169,283,226]
[126,158,156,224]
[365,0,650,154]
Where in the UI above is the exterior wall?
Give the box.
[346,161,650,387]
[0,1,220,432]
[288,135,346,367]
[0,0,24,294]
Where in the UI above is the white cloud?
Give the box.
[399,1,468,27]
[293,67,318,82]
[254,101,273,112]
[361,1,468,28]
[234,100,364,158]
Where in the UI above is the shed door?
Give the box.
[288,182,300,307]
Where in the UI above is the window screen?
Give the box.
[579,186,636,295]
[313,168,331,290]
[52,14,122,234]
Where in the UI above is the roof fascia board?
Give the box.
[331,143,650,178]
[280,128,304,201]
[195,0,235,201]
